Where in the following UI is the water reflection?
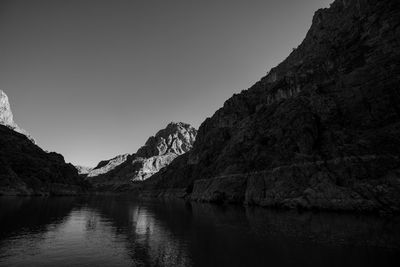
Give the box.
[0,196,399,267]
[83,197,192,267]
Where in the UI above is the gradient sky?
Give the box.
[0,0,332,167]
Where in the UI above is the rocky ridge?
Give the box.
[87,154,129,178]
[87,122,197,191]
[75,165,93,175]
[0,90,35,143]
[142,0,400,213]
[0,90,88,195]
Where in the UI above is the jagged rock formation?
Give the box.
[143,0,400,213]
[0,125,88,195]
[0,90,35,143]
[74,165,93,175]
[87,122,197,191]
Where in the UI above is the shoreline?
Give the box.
[1,190,399,217]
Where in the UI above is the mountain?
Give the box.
[0,90,35,143]
[87,122,197,191]
[75,165,93,175]
[142,0,400,212]
[87,154,129,178]
[0,90,88,195]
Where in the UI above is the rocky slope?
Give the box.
[143,0,400,213]
[87,154,129,178]
[74,165,93,175]
[87,122,197,191]
[0,125,88,195]
[0,90,35,143]
[0,90,88,195]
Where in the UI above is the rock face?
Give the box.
[143,0,400,213]
[87,154,129,177]
[0,125,88,195]
[74,165,93,175]
[0,90,35,143]
[87,122,197,191]
[0,90,88,195]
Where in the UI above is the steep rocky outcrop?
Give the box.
[0,90,88,195]
[0,125,88,195]
[87,122,197,191]
[143,0,400,213]
[0,90,35,143]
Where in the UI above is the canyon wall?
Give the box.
[143,0,400,213]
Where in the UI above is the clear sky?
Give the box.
[0,0,332,167]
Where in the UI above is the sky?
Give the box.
[0,0,332,167]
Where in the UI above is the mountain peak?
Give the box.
[137,122,197,158]
[0,90,15,127]
[0,90,35,143]
[166,121,193,128]
[142,0,400,212]
[86,122,198,187]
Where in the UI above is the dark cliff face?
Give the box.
[145,0,400,212]
[0,125,86,195]
[87,122,197,190]
[0,90,85,195]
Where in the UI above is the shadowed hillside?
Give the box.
[143,0,400,213]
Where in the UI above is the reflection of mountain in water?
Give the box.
[246,208,400,249]
[85,197,192,267]
[0,197,78,239]
[186,203,400,267]
[0,197,78,263]
[88,197,400,267]
[0,197,399,267]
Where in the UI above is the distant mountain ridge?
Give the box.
[87,154,129,177]
[75,165,93,175]
[87,122,197,190]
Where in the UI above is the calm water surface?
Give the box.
[0,196,399,267]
